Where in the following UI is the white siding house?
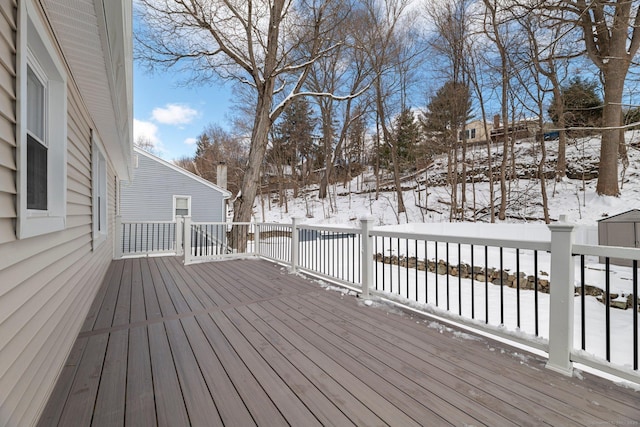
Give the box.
[0,1,132,425]
[120,147,231,223]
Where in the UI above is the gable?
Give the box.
[120,150,229,222]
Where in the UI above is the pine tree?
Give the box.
[548,77,603,135]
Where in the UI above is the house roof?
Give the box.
[597,209,640,223]
[43,0,133,180]
[134,147,232,199]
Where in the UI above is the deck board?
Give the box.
[38,257,640,426]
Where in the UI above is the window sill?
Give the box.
[17,215,65,239]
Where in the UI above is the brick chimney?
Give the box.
[216,163,227,190]
[493,114,501,129]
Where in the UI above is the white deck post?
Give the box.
[291,217,300,273]
[546,217,576,376]
[176,217,184,256]
[114,215,123,259]
[360,217,374,299]
[254,223,261,256]
[183,217,191,264]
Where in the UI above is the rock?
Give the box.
[611,300,628,310]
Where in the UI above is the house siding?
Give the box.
[0,0,15,246]
[0,2,117,425]
[120,151,227,223]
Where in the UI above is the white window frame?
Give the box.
[16,0,67,239]
[172,195,191,221]
[92,133,108,248]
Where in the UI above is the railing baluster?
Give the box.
[534,250,539,336]
[471,244,475,319]
[458,243,462,316]
[634,259,638,371]
[424,240,428,304]
[581,255,586,351]
[435,241,439,307]
[500,246,504,325]
[516,248,520,329]
[446,242,450,311]
[606,257,611,362]
[485,245,488,325]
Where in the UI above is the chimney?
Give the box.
[493,114,501,129]
[216,163,227,190]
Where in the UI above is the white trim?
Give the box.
[16,0,68,239]
[92,132,108,248]
[134,147,232,198]
[172,195,192,221]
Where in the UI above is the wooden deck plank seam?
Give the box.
[77,289,318,339]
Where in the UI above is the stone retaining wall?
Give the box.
[374,253,639,311]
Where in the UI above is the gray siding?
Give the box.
[120,151,227,223]
[0,2,117,426]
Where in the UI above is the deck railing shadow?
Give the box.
[115,215,640,385]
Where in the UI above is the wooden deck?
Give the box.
[38,257,639,426]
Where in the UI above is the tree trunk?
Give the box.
[552,83,567,179]
[232,88,274,250]
[375,79,405,214]
[596,71,624,196]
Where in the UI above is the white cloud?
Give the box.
[184,137,197,146]
[134,119,160,146]
[152,103,199,125]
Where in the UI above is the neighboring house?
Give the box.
[490,114,537,142]
[120,147,231,223]
[0,1,132,426]
[458,120,493,145]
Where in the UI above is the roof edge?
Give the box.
[134,147,232,198]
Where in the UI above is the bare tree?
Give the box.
[136,0,342,248]
[541,0,640,196]
[426,0,474,220]
[481,0,515,220]
[361,0,419,218]
[307,5,373,201]
[134,135,159,156]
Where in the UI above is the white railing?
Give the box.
[115,216,182,258]
[116,215,640,384]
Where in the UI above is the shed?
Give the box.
[597,209,640,266]
[120,147,231,223]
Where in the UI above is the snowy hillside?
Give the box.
[253,130,640,228]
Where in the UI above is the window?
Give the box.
[470,128,476,139]
[173,196,191,220]
[17,0,67,239]
[92,136,108,247]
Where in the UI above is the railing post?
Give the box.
[176,217,184,256]
[183,216,192,264]
[114,215,123,259]
[291,217,300,273]
[546,216,575,376]
[254,223,261,256]
[360,217,374,299]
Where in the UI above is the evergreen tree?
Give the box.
[393,108,421,168]
[548,77,603,134]
[271,97,317,169]
[422,81,471,152]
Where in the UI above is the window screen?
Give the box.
[27,134,47,210]
[175,197,189,216]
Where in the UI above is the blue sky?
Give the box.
[133,62,235,161]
